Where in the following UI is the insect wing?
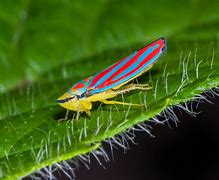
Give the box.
[87,38,166,95]
[68,76,92,95]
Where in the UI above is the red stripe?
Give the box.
[111,48,160,84]
[89,56,127,87]
[97,45,161,88]
[71,76,92,90]
[89,38,165,89]
[108,39,165,85]
[73,82,84,89]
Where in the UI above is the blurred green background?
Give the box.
[1,0,219,93]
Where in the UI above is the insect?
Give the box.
[57,38,166,120]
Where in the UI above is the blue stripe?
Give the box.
[90,52,161,94]
[85,73,97,88]
[112,44,158,81]
[87,51,137,88]
[67,90,77,95]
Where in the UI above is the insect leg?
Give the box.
[76,111,81,120]
[85,110,91,117]
[58,110,69,122]
[65,109,69,119]
[75,105,81,120]
[101,99,143,106]
[115,83,152,95]
[124,83,151,89]
[70,105,81,121]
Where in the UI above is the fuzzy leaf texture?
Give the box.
[0,0,219,179]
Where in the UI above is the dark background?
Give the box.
[72,93,219,180]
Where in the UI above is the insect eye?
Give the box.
[57,99,67,103]
[57,96,75,103]
[68,97,74,100]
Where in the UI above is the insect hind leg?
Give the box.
[101,99,143,107]
[115,83,152,95]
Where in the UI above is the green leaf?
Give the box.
[0,0,219,179]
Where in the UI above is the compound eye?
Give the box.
[57,99,67,103]
[57,96,75,103]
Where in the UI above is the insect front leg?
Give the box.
[58,110,69,122]
[75,111,81,120]
[74,104,82,120]
[71,100,92,120]
[74,109,91,120]
[85,110,91,117]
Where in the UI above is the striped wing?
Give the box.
[70,38,166,95]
